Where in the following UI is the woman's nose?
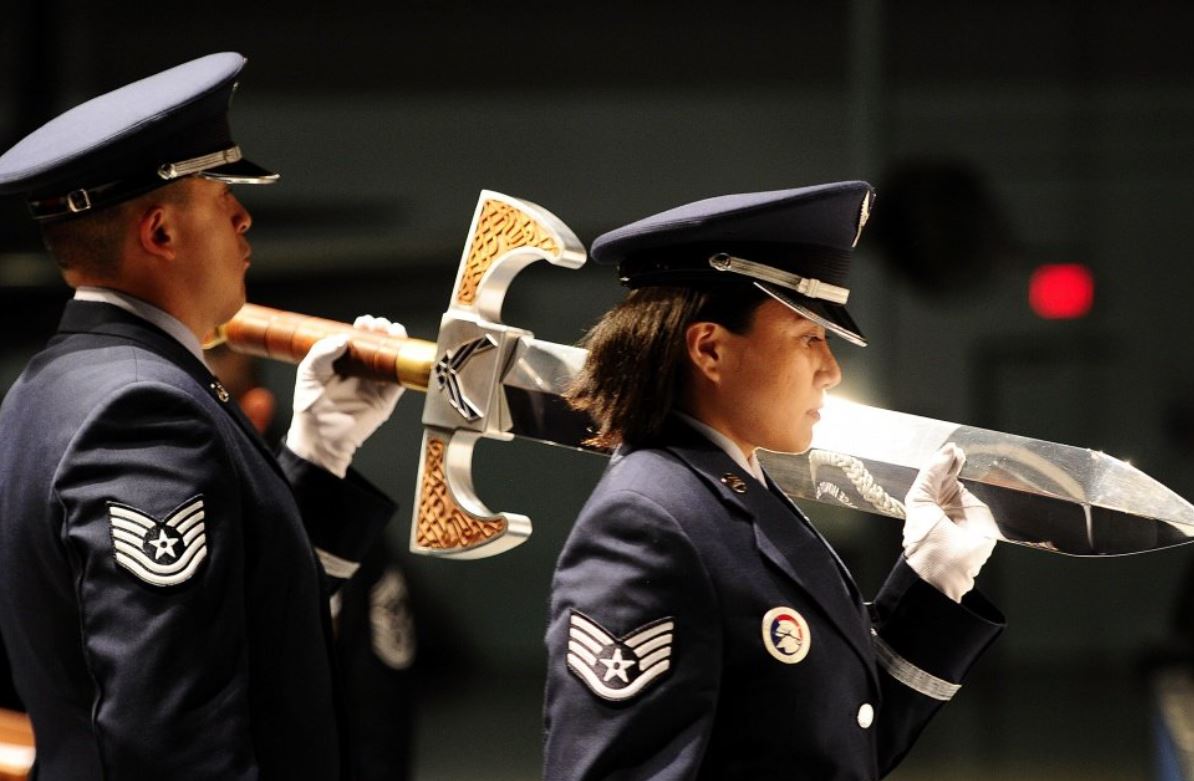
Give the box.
[817,343,842,390]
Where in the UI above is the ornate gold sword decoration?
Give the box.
[211,190,1194,561]
[211,191,586,559]
[409,193,584,558]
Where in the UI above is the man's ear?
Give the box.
[685,321,726,384]
[137,204,175,261]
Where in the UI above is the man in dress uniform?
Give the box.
[0,52,403,779]
[545,183,1006,779]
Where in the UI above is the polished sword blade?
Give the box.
[497,343,1194,556]
[499,337,595,451]
[760,396,1194,556]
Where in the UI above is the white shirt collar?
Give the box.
[674,411,767,484]
[73,286,209,370]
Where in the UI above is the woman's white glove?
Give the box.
[285,315,406,478]
[903,443,999,603]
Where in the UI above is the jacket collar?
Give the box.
[658,419,877,685]
[73,286,208,368]
[57,300,285,480]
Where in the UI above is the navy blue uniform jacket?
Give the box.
[544,422,1004,780]
[0,301,396,780]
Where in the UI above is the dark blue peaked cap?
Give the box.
[0,52,277,222]
[591,181,875,346]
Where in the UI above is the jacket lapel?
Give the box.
[662,423,878,687]
[57,301,287,482]
[764,472,865,607]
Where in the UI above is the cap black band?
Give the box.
[28,174,171,221]
[617,241,852,289]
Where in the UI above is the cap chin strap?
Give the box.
[157,145,244,179]
[163,144,280,185]
[755,284,868,348]
[28,144,278,220]
[708,252,850,305]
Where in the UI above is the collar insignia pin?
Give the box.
[721,473,748,494]
[210,381,230,403]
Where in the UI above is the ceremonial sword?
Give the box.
[208,191,1194,560]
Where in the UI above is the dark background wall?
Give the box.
[3,2,1194,778]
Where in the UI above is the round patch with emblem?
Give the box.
[761,606,811,664]
[370,567,416,671]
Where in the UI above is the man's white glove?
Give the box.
[903,443,999,603]
[285,315,406,478]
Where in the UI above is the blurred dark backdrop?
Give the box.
[3,2,1194,778]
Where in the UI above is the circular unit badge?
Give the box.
[761,606,812,664]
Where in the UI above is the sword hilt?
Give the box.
[209,303,438,392]
[208,191,586,562]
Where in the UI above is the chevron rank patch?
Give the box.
[566,611,674,702]
[107,497,208,587]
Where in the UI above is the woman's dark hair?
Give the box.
[567,282,768,449]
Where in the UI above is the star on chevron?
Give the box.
[148,528,179,560]
[108,498,208,587]
[599,648,636,683]
[566,612,674,701]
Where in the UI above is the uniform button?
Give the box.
[857,703,874,729]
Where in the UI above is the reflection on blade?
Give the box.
[759,396,1194,556]
[496,353,1194,557]
[500,337,595,451]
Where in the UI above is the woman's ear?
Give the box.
[685,321,725,385]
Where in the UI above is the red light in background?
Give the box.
[1029,264,1094,319]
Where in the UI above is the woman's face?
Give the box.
[704,298,842,454]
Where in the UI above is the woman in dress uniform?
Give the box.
[543,181,1006,780]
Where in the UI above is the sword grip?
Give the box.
[211,303,437,392]
[0,707,34,781]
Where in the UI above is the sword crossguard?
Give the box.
[450,191,586,323]
[410,191,585,559]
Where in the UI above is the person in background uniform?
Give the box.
[0,640,18,713]
[543,182,1006,780]
[334,543,418,781]
[0,52,405,780]
[204,344,283,442]
[207,344,419,781]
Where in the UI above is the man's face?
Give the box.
[710,298,842,454]
[171,177,253,329]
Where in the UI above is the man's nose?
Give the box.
[232,195,252,233]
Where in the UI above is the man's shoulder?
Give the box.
[5,333,210,423]
[55,328,200,382]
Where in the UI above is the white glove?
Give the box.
[285,315,406,478]
[903,443,999,603]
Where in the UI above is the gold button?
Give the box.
[720,473,748,494]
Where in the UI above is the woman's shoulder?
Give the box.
[587,445,717,518]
